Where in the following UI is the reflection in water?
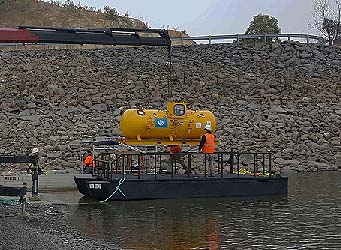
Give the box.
[208,219,219,250]
[68,172,341,249]
[70,198,232,249]
[84,207,94,238]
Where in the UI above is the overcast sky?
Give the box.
[65,0,317,36]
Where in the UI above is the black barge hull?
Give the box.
[83,176,288,201]
[74,175,98,197]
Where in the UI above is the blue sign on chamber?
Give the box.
[155,118,168,128]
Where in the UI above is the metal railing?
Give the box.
[171,33,325,45]
[94,151,276,181]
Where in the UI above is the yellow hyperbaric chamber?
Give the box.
[119,102,216,145]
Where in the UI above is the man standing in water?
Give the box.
[199,124,215,176]
[29,147,41,200]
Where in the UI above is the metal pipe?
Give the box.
[154,153,157,180]
[204,154,207,178]
[229,151,234,174]
[220,153,223,178]
[138,155,141,180]
[159,153,162,176]
[171,33,324,44]
[269,153,272,177]
[262,154,265,175]
[115,156,119,174]
[237,154,240,178]
[122,155,125,180]
[187,153,191,179]
[110,161,113,180]
[253,153,257,178]
[171,153,174,179]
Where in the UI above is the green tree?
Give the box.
[245,14,281,42]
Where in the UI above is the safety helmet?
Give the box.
[31,147,39,154]
[204,124,211,131]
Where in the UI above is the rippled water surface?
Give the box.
[68,172,341,249]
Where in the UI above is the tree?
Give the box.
[245,14,281,42]
[312,0,341,45]
[63,0,76,9]
[104,5,118,20]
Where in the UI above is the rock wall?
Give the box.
[0,42,340,172]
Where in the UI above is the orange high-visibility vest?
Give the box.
[168,145,182,154]
[84,155,93,167]
[203,133,215,154]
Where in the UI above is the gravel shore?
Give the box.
[0,202,119,250]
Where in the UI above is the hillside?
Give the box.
[0,0,191,46]
[0,0,146,29]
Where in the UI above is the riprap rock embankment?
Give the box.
[0,42,340,172]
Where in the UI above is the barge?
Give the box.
[74,148,288,201]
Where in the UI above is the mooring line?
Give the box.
[100,177,126,203]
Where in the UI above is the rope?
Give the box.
[100,177,126,203]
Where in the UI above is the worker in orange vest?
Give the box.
[83,151,94,174]
[168,145,186,173]
[199,124,215,176]
[168,145,182,154]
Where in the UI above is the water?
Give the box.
[67,172,341,249]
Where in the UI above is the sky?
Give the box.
[62,0,317,36]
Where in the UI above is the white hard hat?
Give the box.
[204,124,211,131]
[31,147,39,154]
